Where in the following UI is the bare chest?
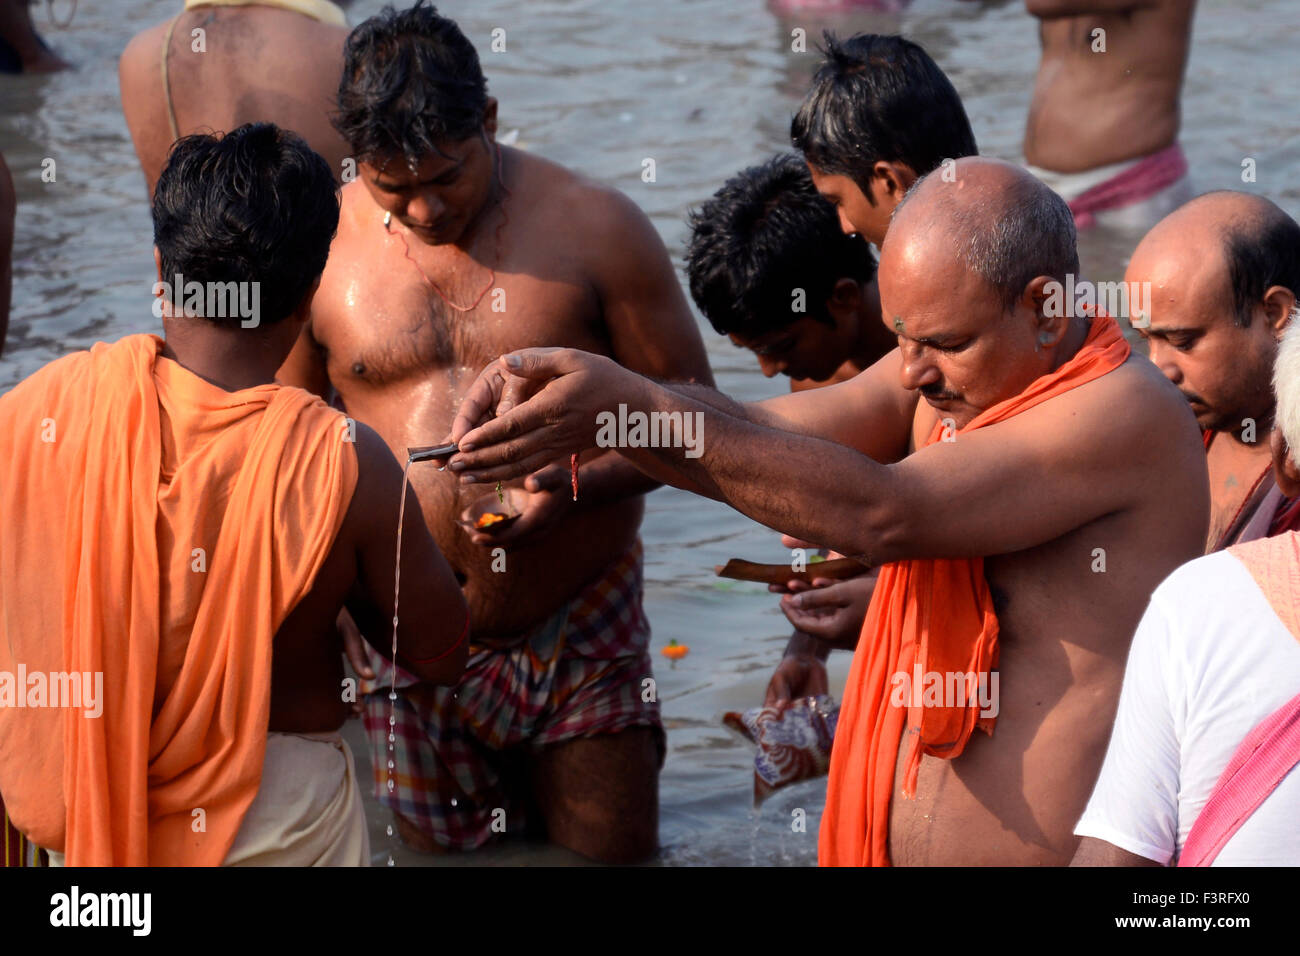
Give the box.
[317,253,602,391]
[1207,439,1273,546]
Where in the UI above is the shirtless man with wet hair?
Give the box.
[1025,0,1196,230]
[119,0,355,195]
[446,158,1209,865]
[278,3,712,864]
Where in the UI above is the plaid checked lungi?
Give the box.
[361,541,663,850]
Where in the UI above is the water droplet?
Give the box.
[387,779,395,792]
[388,691,397,701]
[387,855,395,867]
[386,825,393,837]
[388,760,394,770]
[388,733,395,744]
[450,797,458,807]
[389,715,395,726]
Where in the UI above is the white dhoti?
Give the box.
[49,730,369,867]
[222,730,370,866]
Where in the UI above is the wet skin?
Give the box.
[279,127,711,863]
[1025,0,1196,172]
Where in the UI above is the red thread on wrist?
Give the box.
[404,612,470,665]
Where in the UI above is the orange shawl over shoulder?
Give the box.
[0,334,356,865]
[820,315,1130,866]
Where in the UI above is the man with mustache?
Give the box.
[445,158,1209,865]
[1126,192,1300,551]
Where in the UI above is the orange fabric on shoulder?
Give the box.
[819,315,1130,867]
[0,334,357,865]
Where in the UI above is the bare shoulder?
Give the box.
[120,22,169,82]
[340,419,399,529]
[514,147,657,244]
[1087,352,1196,443]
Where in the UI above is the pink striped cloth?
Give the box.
[1179,691,1300,867]
[1068,143,1188,229]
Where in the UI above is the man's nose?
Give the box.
[757,354,786,378]
[898,345,940,391]
[406,193,445,224]
[836,208,856,236]
[1147,341,1182,384]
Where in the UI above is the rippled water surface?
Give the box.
[2,0,1296,865]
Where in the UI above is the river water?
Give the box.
[1,0,1296,865]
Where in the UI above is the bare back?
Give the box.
[1024,0,1196,171]
[119,6,349,194]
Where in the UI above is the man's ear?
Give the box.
[153,246,163,283]
[825,277,863,326]
[1262,284,1297,338]
[482,98,499,139]
[1270,426,1300,497]
[1024,275,1068,347]
[870,161,916,205]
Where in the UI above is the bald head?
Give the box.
[1134,191,1300,328]
[887,157,1079,313]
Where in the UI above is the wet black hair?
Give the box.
[790,33,978,201]
[1220,199,1300,328]
[686,153,876,337]
[152,123,339,327]
[334,1,489,167]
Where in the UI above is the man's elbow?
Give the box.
[403,605,470,685]
[406,643,468,686]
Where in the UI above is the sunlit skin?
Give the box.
[1025,0,1195,172]
[119,4,351,195]
[277,94,712,862]
[1126,193,1296,551]
[807,160,915,247]
[446,158,1209,864]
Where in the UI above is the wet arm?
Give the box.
[574,185,717,501]
[344,423,468,684]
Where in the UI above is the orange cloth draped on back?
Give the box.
[0,334,357,865]
[819,314,1130,867]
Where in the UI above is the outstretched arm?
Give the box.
[448,348,1192,565]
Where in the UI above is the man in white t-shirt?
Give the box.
[1073,313,1300,866]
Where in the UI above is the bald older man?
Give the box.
[1127,192,1300,552]
[443,158,1209,866]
